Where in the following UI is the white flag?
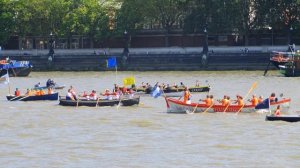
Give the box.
[0,73,9,85]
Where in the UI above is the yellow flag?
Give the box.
[123,77,135,86]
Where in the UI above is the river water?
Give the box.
[0,71,299,168]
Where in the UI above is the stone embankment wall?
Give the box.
[1,46,291,71]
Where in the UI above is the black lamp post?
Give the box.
[47,32,55,68]
[123,30,129,56]
[201,25,209,67]
[48,32,55,56]
[122,30,129,67]
[289,26,293,45]
[268,27,273,46]
[203,26,208,54]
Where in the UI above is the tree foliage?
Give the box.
[0,0,14,45]
[0,0,299,46]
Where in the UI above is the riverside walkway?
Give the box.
[0,46,297,71]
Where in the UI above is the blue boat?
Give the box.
[0,59,33,77]
[6,92,59,101]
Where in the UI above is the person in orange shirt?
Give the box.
[182,87,191,104]
[218,95,229,106]
[274,105,281,116]
[15,88,20,96]
[234,95,244,106]
[201,95,212,106]
[258,95,263,103]
[249,94,258,106]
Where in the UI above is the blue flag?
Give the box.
[151,85,162,98]
[255,98,270,110]
[107,57,117,68]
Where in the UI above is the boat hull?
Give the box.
[165,97,291,113]
[59,95,140,107]
[34,84,66,90]
[0,67,32,77]
[6,92,59,101]
[265,115,300,122]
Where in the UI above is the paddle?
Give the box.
[186,99,202,114]
[9,95,21,101]
[203,103,214,113]
[236,81,258,114]
[95,97,100,107]
[17,95,30,101]
[116,95,123,110]
[76,96,79,107]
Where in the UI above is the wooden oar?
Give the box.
[236,81,258,114]
[17,95,30,101]
[190,100,202,113]
[96,97,100,107]
[223,103,230,113]
[203,103,214,113]
[116,95,123,110]
[76,97,79,107]
[9,95,22,101]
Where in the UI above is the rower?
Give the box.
[102,89,112,100]
[89,90,97,100]
[258,95,263,103]
[249,94,258,106]
[15,88,20,96]
[218,95,229,106]
[234,95,244,106]
[66,89,75,100]
[274,105,281,116]
[269,93,277,102]
[201,95,212,106]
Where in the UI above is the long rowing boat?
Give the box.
[59,95,140,107]
[165,97,291,113]
[6,92,59,101]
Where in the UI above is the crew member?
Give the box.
[219,95,229,106]
[274,105,281,116]
[258,95,263,103]
[15,88,20,96]
[249,94,259,106]
[66,89,75,100]
[234,95,244,106]
[89,90,97,100]
[181,87,191,104]
[201,95,212,106]
[269,93,277,102]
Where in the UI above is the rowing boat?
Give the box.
[165,97,291,113]
[59,95,140,107]
[6,92,59,101]
[265,114,300,122]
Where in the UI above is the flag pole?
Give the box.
[115,66,117,85]
[7,70,11,95]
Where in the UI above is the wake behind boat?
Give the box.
[165,97,291,113]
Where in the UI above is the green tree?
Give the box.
[0,0,14,46]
